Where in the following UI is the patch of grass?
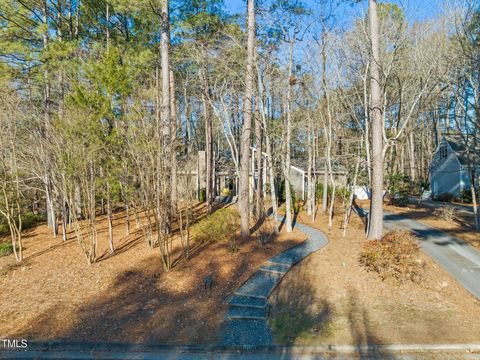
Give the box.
[0,242,14,257]
[359,230,425,283]
[269,306,335,344]
[191,207,238,245]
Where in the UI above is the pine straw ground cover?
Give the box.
[0,203,306,344]
[268,208,480,345]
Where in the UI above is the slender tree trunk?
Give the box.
[322,162,328,213]
[307,114,313,216]
[105,1,110,47]
[239,0,255,238]
[284,41,294,233]
[367,0,384,240]
[170,67,178,210]
[343,147,362,237]
[409,131,416,181]
[255,113,263,219]
[256,58,279,234]
[107,184,114,254]
[363,64,372,185]
[159,0,172,270]
[201,63,214,213]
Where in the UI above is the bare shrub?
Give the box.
[433,206,457,222]
[256,216,275,245]
[359,230,425,283]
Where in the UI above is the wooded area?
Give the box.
[0,0,479,265]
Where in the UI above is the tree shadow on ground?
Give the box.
[6,219,301,346]
[7,245,249,345]
[268,271,394,359]
[269,270,332,345]
[383,213,475,247]
[346,288,394,359]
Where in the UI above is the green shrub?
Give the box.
[359,230,425,283]
[392,196,409,207]
[434,192,454,202]
[386,173,411,204]
[198,188,206,202]
[0,242,14,257]
[192,207,238,244]
[279,180,296,203]
[335,187,351,199]
[315,182,330,200]
[0,212,46,236]
[459,189,473,203]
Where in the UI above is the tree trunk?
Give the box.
[159,0,172,270]
[170,67,178,210]
[307,114,313,216]
[367,0,384,240]
[322,160,328,213]
[200,60,214,213]
[409,131,416,181]
[256,54,279,234]
[239,0,255,238]
[255,115,263,219]
[284,41,294,233]
[107,185,114,254]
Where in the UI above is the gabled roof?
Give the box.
[444,134,480,167]
[290,157,347,174]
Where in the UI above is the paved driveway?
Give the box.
[384,212,480,300]
[408,197,476,217]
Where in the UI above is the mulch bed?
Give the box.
[0,205,305,344]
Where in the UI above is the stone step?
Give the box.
[234,270,284,299]
[268,241,321,266]
[225,305,268,320]
[227,294,268,309]
[259,262,291,275]
[220,318,273,346]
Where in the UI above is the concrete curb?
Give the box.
[2,341,480,355]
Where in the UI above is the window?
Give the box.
[439,145,447,159]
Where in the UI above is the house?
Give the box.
[289,158,348,200]
[429,134,480,197]
[177,150,348,201]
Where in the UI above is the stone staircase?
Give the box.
[220,219,328,347]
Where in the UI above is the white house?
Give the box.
[429,134,480,197]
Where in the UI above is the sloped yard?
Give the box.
[269,209,480,345]
[0,204,306,344]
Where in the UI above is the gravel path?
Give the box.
[220,218,328,348]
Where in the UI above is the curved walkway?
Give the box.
[220,218,328,348]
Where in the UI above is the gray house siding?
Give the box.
[290,167,305,200]
[429,135,479,197]
[430,154,462,196]
[460,169,470,193]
